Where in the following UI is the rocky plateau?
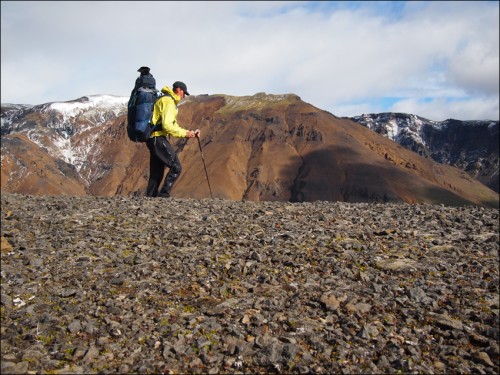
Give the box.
[1,193,498,374]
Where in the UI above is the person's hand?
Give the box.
[186,130,196,138]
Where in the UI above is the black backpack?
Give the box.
[127,70,158,142]
[134,73,156,91]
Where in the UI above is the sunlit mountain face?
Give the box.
[1,94,498,207]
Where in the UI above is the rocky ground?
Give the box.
[1,193,499,374]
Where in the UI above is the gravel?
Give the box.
[1,193,499,374]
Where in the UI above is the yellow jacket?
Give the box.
[150,86,188,138]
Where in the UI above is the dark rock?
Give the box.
[0,193,498,374]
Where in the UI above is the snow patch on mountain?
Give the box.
[44,96,125,177]
[53,135,76,164]
[387,119,398,140]
[1,95,130,183]
[49,95,128,121]
[351,113,440,149]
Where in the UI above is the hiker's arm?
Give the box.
[186,129,200,138]
[158,100,188,138]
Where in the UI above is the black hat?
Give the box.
[137,66,150,74]
[173,81,190,96]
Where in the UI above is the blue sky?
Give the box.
[1,1,499,121]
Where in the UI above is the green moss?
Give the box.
[180,305,196,314]
[214,93,299,115]
[36,333,55,345]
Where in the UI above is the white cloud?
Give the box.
[1,1,498,120]
[391,97,500,122]
[448,42,500,96]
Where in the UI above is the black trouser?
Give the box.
[146,136,182,197]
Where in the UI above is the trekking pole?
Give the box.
[196,134,214,199]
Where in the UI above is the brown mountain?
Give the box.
[349,113,499,193]
[1,93,498,207]
[1,133,87,196]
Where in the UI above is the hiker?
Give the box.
[146,81,200,198]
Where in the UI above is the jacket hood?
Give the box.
[161,86,180,103]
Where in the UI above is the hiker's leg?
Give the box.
[160,155,182,197]
[153,137,182,197]
[146,138,165,197]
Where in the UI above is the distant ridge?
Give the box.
[1,93,498,207]
[349,113,499,192]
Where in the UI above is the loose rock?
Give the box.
[1,193,498,373]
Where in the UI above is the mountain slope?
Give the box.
[349,113,499,192]
[1,133,87,196]
[1,94,498,207]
